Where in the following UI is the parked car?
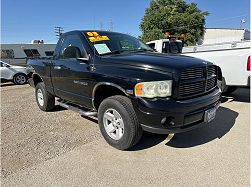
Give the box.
[0,61,28,85]
[147,39,250,94]
[27,30,222,150]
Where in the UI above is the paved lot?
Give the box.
[1,83,250,187]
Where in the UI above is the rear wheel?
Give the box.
[98,95,143,150]
[13,73,27,85]
[35,82,55,111]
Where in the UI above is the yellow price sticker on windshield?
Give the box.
[86,32,109,42]
[89,35,110,42]
[86,32,100,37]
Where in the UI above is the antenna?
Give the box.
[54,26,64,38]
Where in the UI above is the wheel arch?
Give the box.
[92,82,129,110]
[32,73,44,87]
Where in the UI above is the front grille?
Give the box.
[178,65,217,99]
[180,67,204,80]
[207,66,216,76]
[179,81,204,97]
[206,77,217,90]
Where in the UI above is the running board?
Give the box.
[58,101,97,117]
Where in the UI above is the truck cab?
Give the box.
[147,38,183,54]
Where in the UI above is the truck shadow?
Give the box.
[79,106,238,151]
[1,82,15,87]
[166,106,238,148]
[221,87,250,103]
[0,82,29,87]
[79,115,168,151]
[50,105,67,112]
[129,132,168,151]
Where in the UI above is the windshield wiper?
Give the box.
[100,48,154,56]
[135,48,154,52]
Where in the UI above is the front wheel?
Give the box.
[13,73,27,85]
[98,95,143,150]
[35,82,55,111]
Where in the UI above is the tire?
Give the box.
[223,86,237,95]
[98,95,143,150]
[13,73,27,85]
[35,82,55,111]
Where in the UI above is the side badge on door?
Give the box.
[73,80,88,86]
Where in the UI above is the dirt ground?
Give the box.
[1,83,250,187]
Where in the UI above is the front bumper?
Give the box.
[132,87,221,134]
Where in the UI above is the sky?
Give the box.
[1,0,250,44]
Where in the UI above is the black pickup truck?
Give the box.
[27,30,222,150]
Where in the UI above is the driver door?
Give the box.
[51,33,94,108]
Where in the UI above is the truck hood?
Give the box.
[101,52,212,72]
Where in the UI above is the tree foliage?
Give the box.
[140,0,209,45]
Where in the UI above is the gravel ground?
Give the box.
[1,83,102,178]
[1,83,250,186]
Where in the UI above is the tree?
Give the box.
[140,0,209,46]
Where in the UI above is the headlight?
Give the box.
[135,80,172,98]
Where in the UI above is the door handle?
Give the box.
[54,66,62,70]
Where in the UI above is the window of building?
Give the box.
[45,51,54,56]
[1,49,15,59]
[23,49,40,57]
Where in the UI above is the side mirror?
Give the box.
[63,46,81,59]
[77,54,90,63]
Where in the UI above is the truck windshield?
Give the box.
[162,41,182,54]
[84,31,154,55]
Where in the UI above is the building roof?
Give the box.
[206,28,249,31]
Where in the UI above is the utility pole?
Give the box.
[108,19,113,31]
[54,26,64,38]
[100,22,103,30]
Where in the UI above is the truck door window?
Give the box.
[119,38,139,50]
[162,42,182,54]
[60,35,87,58]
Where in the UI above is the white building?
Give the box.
[1,41,56,65]
[198,28,250,45]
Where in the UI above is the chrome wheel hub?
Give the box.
[37,89,44,106]
[103,108,124,140]
[15,75,26,84]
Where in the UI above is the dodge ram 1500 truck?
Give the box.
[27,30,222,150]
